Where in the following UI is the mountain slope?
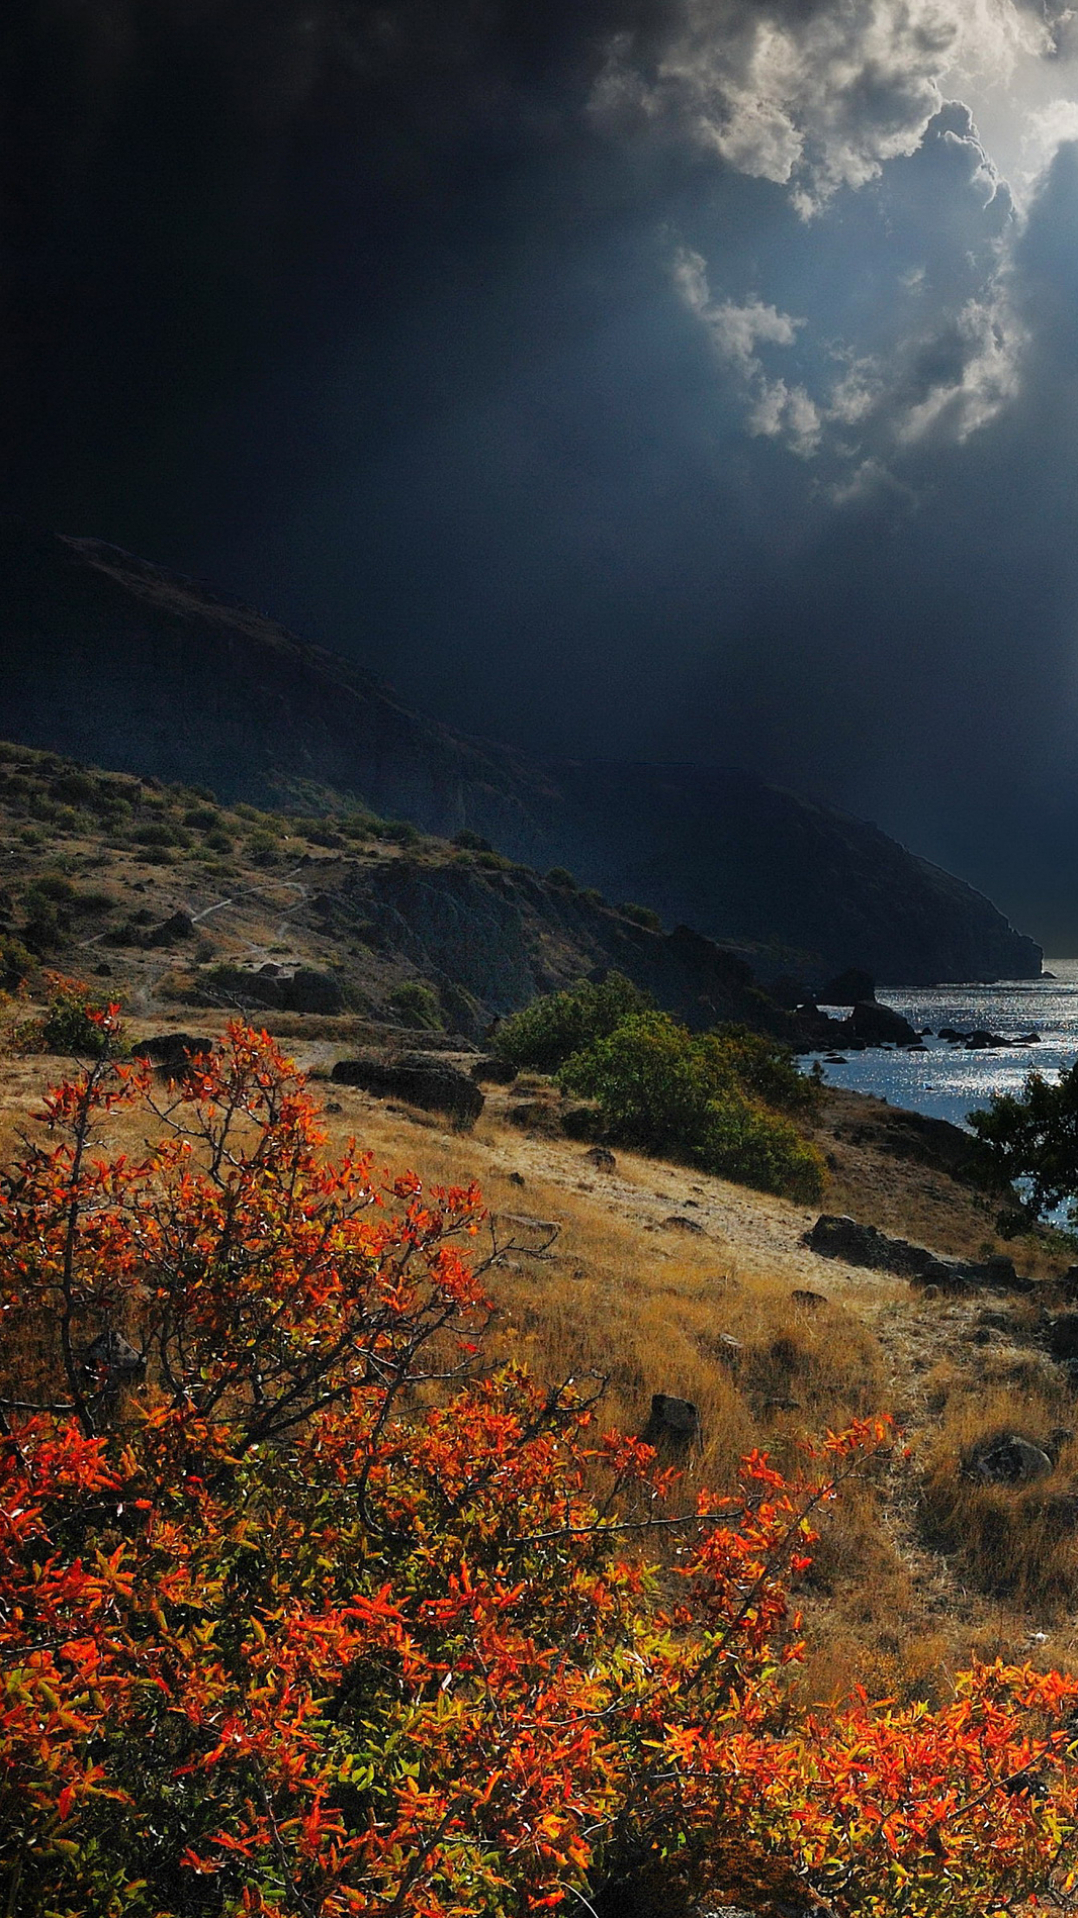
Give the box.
[0,519,1041,984]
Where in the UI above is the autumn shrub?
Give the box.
[4,1029,1078,1918]
[559,1011,825,1203]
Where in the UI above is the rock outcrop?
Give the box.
[0,519,1042,986]
[803,1215,1035,1293]
[331,1052,485,1125]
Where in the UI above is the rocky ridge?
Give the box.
[0,518,1042,985]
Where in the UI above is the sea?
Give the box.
[803,958,1078,1132]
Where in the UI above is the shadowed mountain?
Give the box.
[0,519,1041,985]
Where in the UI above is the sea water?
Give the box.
[803,958,1078,1131]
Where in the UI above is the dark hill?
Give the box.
[0,519,1041,985]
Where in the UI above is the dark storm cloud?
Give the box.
[5,1,1078,941]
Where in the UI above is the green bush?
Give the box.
[545,866,577,889]
[701,1024,821,1117]
[559,1010,825,1203]
[379,818,422,846]
[0,934,34,988]
[19,976,124,1058]
[619,901,663,931]
[387,980,444,1030]
[492,972,653,1074]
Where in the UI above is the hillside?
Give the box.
[0,739,816,1042]
[4,995,1078,1712]
[0,518,1041,985]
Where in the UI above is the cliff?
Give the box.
[0,519,1041,984]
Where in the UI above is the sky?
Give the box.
[6,1,1078,946]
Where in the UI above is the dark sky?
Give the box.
[6,1,1078,946]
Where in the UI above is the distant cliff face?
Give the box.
[0,520,1041,985]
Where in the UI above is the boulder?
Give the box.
[803,1215,932,1277]
[819,967,876,1005]
[144,909,196,948]
[663,1214,705,1233]
[470,1055,517,1084]
[642,1393,701,1453]
[132,1031,214,1076]
[791,1288,829,1309]
[968,1433,1054,1485]
[804,1214,1035,1292]
[584,1145,617,1171]
[1048,1314,1078,1362]
[849,1000,918,1046]
[331,1052,485,1125]
[85,1329,144,1384]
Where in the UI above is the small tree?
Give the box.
[969,1062,1078,1230]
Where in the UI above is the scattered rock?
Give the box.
[968,1432,1054,1485]
[584,1145,617,1171]
[642,1392,701,1452]
[803,1214,1035,1292]
[331,1053,485,1126]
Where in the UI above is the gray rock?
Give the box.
[585,1145,617,1170]
[643,1392,702,1452]
[803,1214,1034,1292]
[85,1329,144,1383]
[663,1214,705,1233]
[331,1052,485,1125]
[1049,1314,1078,1361]
[848,1000,918,1046]
[132,1031,214,1076]
[968,1433,1054,1485]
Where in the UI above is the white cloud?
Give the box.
[596,0,1053,214]
[672,253,819,451]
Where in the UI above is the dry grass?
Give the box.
[7,1008,1078,1700]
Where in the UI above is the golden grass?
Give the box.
[6,1011,1078,1695]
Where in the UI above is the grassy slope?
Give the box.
[6,1000,1078,1708]
[4,737,1078,1702]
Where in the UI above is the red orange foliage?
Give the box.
[2,1014,1078,1916]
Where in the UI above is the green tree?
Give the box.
[969,1061,1078,1229]
[559,1011,825,1202]
[492,972,652,1074]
